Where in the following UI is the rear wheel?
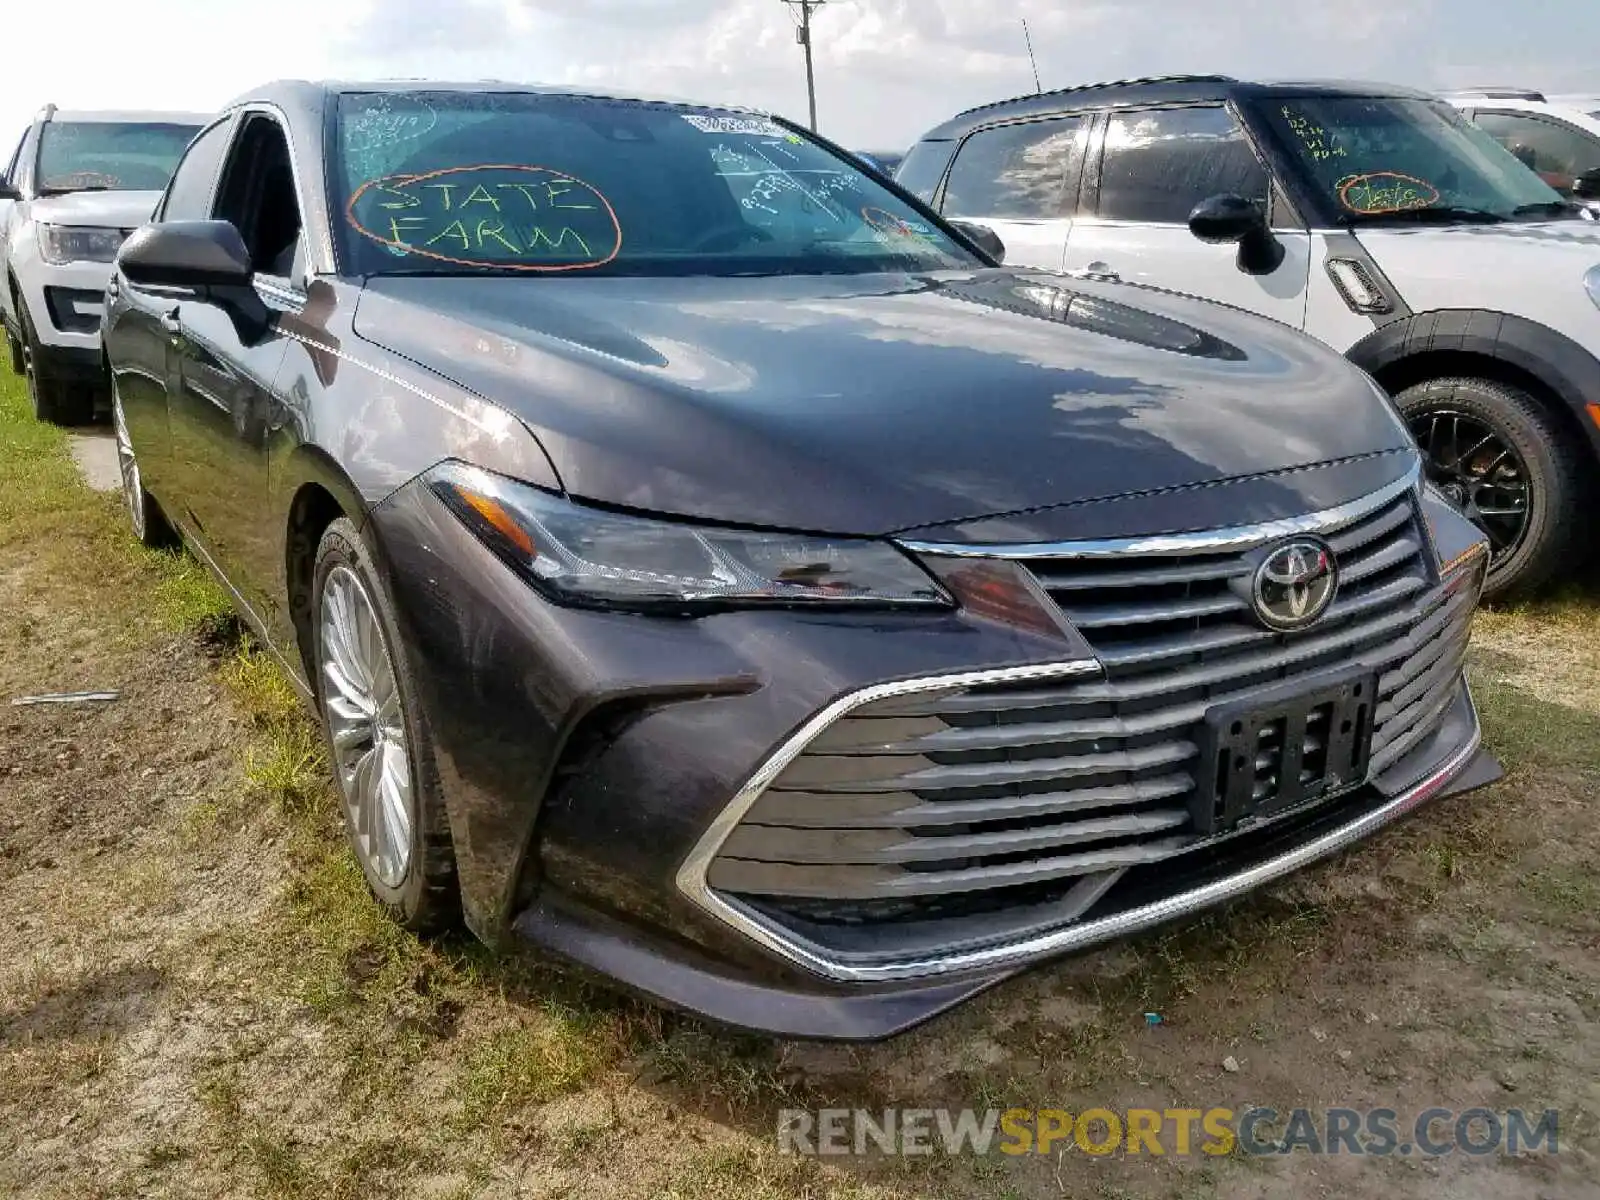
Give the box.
[1396,376,1588,601]
[20,301,93,426]
[312,517,458,931]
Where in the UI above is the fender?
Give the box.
[1347,309,1600,458]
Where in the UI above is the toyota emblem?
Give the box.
[1251,538,1338,631]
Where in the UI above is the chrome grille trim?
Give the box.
[897,459,1422,560]
[677,466,1484,984]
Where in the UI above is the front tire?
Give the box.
[312,517,458,931]
[1396,376,1589,602]
[20,301,93,426]
[112,385,176,548]
[5,320,23,376]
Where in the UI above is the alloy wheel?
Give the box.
[112,390,146,541]
[319,564,414,889]
[1410,408,1532,561]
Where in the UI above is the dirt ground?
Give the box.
[2,371,1598,1199]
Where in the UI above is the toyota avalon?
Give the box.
[104,81,1500,1039]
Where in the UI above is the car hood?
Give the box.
[352,270,1414,536]
[28,189,163,228]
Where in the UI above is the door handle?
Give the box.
[159,309,181,338]
[1066,261,1122,283]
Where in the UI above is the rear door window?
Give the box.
[942,117,1086,218]
[1096,106,1269,224]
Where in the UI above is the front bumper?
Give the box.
[369,467,1498,1040]
[14,257,112,354]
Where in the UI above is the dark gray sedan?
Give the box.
[103,80,1498,1039]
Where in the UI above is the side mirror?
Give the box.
[1573,168,1600,201]
[1188,193,1284,276]
[949,219,1006,265]
[117,219,252,289]
[0,179,19,202]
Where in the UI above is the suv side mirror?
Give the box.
[118,219,252,289]
[1574,168,1600,201]
[1188,193,1285,276]
[948,219,1006,265]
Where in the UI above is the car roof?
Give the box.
[222,79,768,118]
[40,108,213,125]
[915,75,1442,140]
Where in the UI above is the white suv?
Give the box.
[1,106,207,424]
[1446,88,1600,211]
[898,76,1600,599]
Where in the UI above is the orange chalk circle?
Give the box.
[1336,172,1440,215]
[346,164,623,272]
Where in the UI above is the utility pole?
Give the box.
[783,0,826,131]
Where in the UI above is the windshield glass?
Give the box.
[1255,96,1569,222]
[332,91,978,277]
[37,121,201,194]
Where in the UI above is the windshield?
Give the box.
[37,121,201,194]
[332,91,978,278]
[1255,96,1570,223]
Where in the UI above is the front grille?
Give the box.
[703,482,1477,936]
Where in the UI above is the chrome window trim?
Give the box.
[677,680,1480,984]
[898,459,1422,560]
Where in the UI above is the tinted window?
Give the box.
[1257,97,1566,223]
[37,121,202,194]
[943,118,1085,219]
[1097,106,1268,224]
[215,115,304,279]
[1472,111,1600,192]
[331,91,978,278]
[160,119,234,221]
[893,139,953,202]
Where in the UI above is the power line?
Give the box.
[781,0,827,131]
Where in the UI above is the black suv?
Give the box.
[900,75,1600,601]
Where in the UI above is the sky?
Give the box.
[3,0,1597,154]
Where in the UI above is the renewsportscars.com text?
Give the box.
[778,1106,1559,1158]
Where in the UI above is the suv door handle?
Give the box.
[159,309,181,338]
[1066,262,1122,283]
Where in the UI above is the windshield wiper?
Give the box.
[1344,206,1508,225]
[38,184,113,196]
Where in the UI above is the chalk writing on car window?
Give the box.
[860,206,935,244]
[1336,171,1440,215]
[342,97,442,180]
[346,164,622,271]
[1282,106,1346,162]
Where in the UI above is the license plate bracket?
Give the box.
[1192,668,1377,836]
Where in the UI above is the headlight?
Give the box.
[428,462,953,611]
[1586,264,1600,312]
[37,224,127,265]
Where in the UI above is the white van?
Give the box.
[898,75,1600,599]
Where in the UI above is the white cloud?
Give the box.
[0,0,1591,157]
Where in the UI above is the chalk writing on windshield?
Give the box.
[860,206,934,242]
[345,164,622,271]
[1336,171,1440,215]
[1282,106,1345,162]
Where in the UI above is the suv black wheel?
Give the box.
[1396,376,1588,601]
[20,302,93,426]
[5,322,23,376]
